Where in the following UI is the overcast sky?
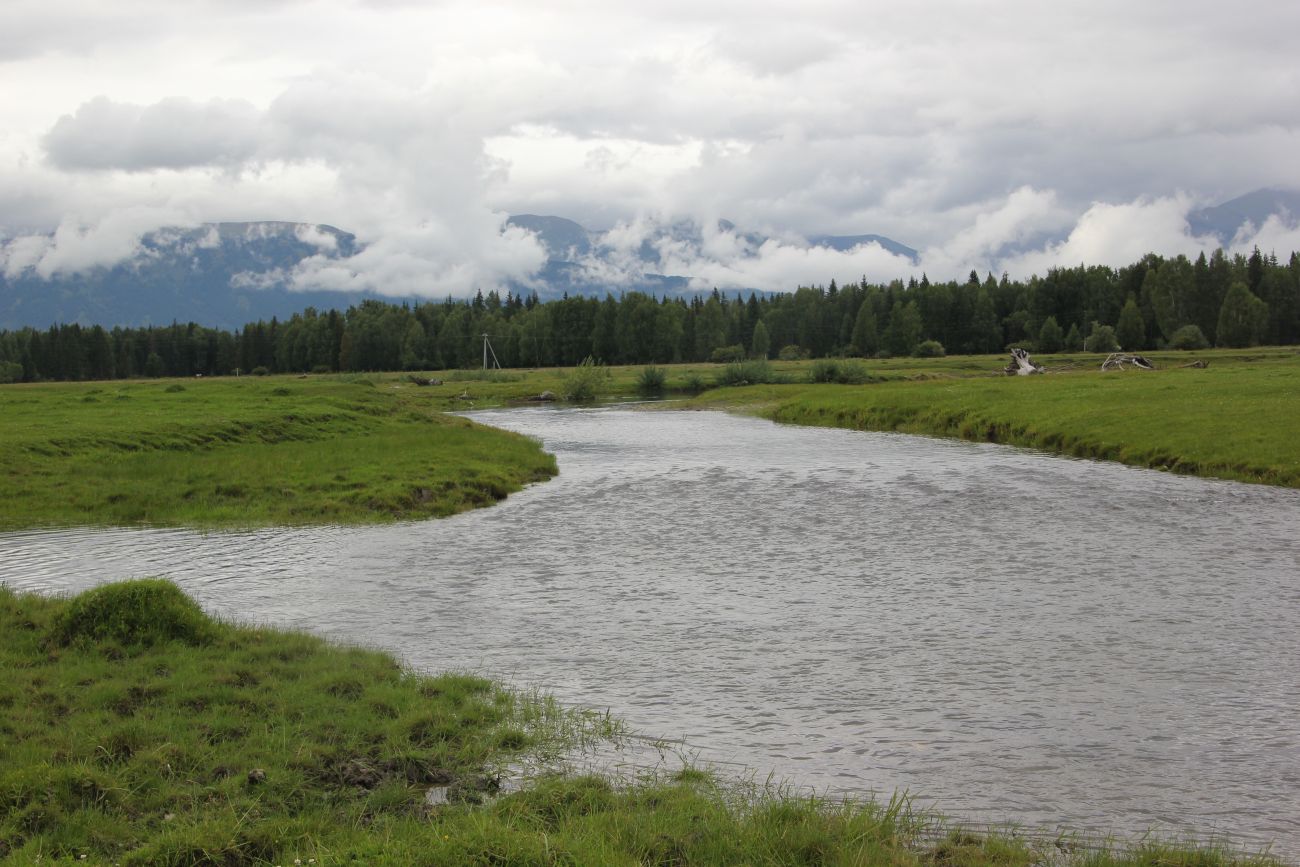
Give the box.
[3,0,1300,295]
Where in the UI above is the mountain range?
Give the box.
[0,189,1295,330]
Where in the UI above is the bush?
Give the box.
[809,359,872,384]
[1169,324,1210,350]
[777,344,809,361]
[52,579,215,649]
[709,344,746,364]
[1085,325,1120,353]
[636,365,666,397]
[561,356,611,402]
[0,360,22,383]
[250,366,270,376]
[809,359,840,383]
[715,359,773,387]
[913,339,946,358]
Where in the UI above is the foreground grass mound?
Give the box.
[52,578,215,649]
[0,581,553,865]
[0,377,557,529]
[2,582,1287,865]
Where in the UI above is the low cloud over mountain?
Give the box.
[2,188,1298,330]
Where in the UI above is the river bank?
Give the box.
[0,377,556,530]
[3,348,1296,531]
[1,580,1288,866]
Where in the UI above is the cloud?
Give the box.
[43,96,262,171]
[5,0,1300,300]
[2,206,196,279]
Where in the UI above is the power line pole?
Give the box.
[482,333,501,370]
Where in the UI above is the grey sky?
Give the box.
[3,0,1299,295]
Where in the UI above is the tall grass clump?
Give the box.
[715,359,775,387]
[681,372,708,395]
[809,358,872,384]
[636,365,667,397]
[562,356,612,402]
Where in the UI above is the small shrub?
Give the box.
[913,339,946,358]
[709,344,746,364]
[164,384,186,393]
[636,366,666,397]
[1169,324,1210,350]
[0,360,23,383]
[250,366,270,376]
[561,356,611,402]
[809,359,841,383]
[682,373,707,395]
[777,344,809,361]
[715,359,773,387]
[52,579,215,649]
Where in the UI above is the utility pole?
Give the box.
[481,334,501,370]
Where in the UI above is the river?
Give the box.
[2,406,1298,855]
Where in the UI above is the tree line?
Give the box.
[2,247,1297,383]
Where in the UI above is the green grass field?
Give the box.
[1,581,1285,866]
[686,350,1300,487]
[0,377,557,530]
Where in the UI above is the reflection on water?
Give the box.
[3,407,1299,855]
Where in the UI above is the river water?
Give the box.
[3,407,1299,855]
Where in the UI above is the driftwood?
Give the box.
[407,375,444,386]
[1179,360,1209,369]
[1004,348,1044,375]
[527,390,557,402]
[1101,353,1156,372]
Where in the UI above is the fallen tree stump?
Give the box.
[1101,353,1156,372]
[1004,348,1044,375]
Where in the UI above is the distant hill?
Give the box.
[0,222,370,330]
[1,214,917,329]
[1188,188,1300,245]
[807,233,919,263]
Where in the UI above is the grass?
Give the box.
[685,348,1300,488]
[0,377,557,530]
[1,581,1287,866]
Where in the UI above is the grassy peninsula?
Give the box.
[0,377,556,530]
[1,580,1286,866]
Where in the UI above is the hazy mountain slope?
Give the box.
[1187,188,1300,245]
[2,214,914,328]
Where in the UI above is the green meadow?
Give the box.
[0,376,556,530]
[0,581,1285,866]
[685,349,1300,487]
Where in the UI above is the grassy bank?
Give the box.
[685,349,1300,487]
[0,377,556,530]
[1,581,1286,866]
[4,348,1297,530]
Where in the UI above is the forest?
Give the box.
[1,247,1296,383]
